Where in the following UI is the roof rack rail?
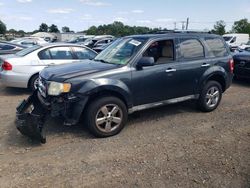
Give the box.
[148,29,211,34]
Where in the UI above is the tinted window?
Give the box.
[205,38,228,57]
[41,47,73,60]
[38,49,51,59]
[0,44,15,50]
[179,38,204,59]
[73,47,96,59]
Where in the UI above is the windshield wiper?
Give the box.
[94,59,112,64]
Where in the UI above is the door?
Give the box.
[175,38,208,97]
[132,39,181,106]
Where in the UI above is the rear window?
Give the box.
[16,45,41,56]
[179,38,204,60]
[0,44,15,50]
[205,38,228,57]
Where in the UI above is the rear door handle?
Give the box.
[201,63,210,67]
[165,68,177,73]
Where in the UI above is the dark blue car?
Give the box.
[233,50,250,79]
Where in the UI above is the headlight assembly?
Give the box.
[48,82,71,96]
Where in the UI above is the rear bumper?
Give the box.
[0,71,29,88]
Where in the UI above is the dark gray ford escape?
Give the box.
[16,31,234,143]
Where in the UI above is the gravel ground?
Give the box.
[0,81,250,188]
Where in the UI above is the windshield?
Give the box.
[223,36,233,42]
[16,45,41,56]
[94,38,146,65]
[246,41,250,45]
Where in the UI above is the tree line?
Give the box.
[1,18,250,37]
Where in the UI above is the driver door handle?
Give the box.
[201,63,210,67]
[165,68,176,73]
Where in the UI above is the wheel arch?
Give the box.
[27,72,39,88]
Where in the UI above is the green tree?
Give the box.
[39,23,48,32]
[232,18,250,34]
[0,20,7,34]
[212,20,226,35]
[49,24,60,33]
[85,21,161,37]
[17,30,25,37]
[62,26,70,33]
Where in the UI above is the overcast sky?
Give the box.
[0,0,250,32]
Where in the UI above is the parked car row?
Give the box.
[68,35,115,52]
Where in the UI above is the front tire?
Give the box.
[29,74,39,91]
[85,96,128,137]
[198,81,222,112]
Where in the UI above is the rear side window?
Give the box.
[204,38,228,57]
[39,47,73,60]
[179,38,204,60]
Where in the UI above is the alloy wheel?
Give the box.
[95,104,123,133]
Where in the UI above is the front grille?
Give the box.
[38,76,47,98]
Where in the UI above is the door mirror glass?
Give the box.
[137,57,155,67]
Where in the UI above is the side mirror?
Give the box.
[137,57,155,68]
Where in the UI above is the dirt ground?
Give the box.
[0,81,250,188]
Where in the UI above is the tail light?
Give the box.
[2,61,12,71]
[229,59,234,73]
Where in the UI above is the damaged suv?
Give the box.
[16,32,234,143]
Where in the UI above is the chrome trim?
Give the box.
[165,69,176,73]
[201,63,210,67]
[128,94,199,114]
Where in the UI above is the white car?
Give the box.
[0,43,97,90]
[11,37,48,47]
[238,41,250,51]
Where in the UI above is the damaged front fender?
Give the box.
[16,90,47,144]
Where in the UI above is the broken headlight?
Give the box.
[48,82,71,96]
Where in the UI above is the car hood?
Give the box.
[40,59,119,82]
[233,51,250,60]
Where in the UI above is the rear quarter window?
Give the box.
[204,38,228,57]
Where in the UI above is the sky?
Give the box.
[0,0,250,32]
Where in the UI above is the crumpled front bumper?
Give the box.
[16,90,47,143]
[15,90,88,143]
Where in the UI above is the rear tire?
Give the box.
[198,81,222,112]
[85,96,128,137]
[29,74,39,91]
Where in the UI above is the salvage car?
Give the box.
[16,32,233,143]
[233,50,250,79]
[0,43,97,90]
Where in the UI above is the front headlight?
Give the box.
[48,82,71,96]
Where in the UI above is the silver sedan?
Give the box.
[0,43,97,90]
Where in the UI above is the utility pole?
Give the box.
[186,17,189,30]
[174,22,177,30]
[181,21,185,30]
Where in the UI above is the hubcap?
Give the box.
[95,104,123,133]
[205,86,220,108]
